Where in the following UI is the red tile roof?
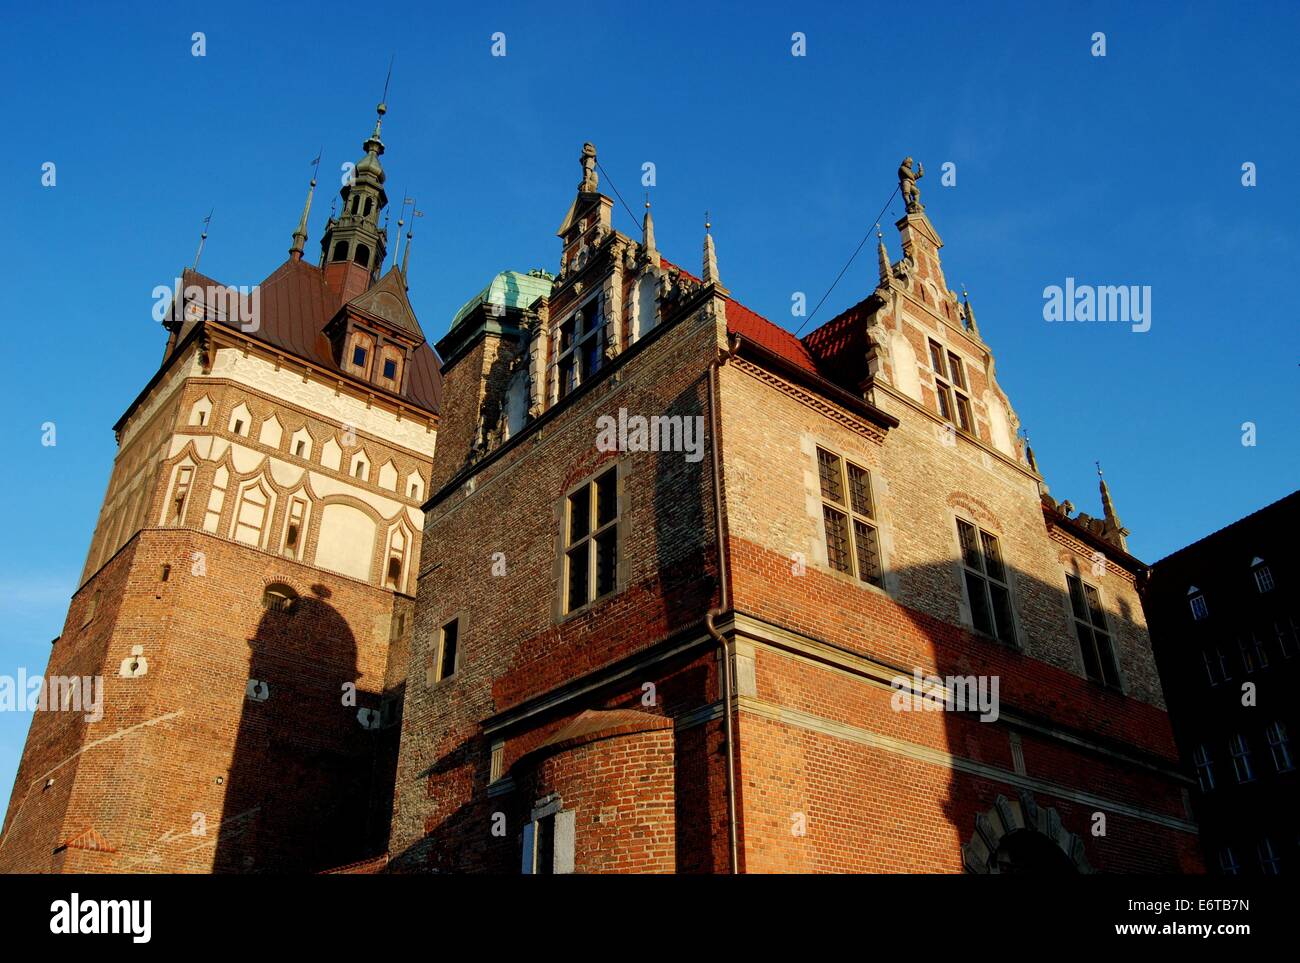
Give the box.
[724,300,821,375]
[801,298,873,387]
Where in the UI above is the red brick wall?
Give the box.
[516,724,676,874]
[0,528,409,873]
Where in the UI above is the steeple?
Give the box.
[319,102,391,300]
[642,197,657,257]
[1096,462,1130,551]
[289,156,320,261]
[702,213,723,289]
[960,284,980,337]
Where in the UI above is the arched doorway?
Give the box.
[962,791,1094,874]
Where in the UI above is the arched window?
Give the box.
[332,241,349,262]
[350,195,360,215]
[353,244,371,268]
[363,197,373,217]
[262,582,298,613]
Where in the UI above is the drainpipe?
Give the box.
[705,333,740,873]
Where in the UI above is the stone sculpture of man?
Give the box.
[899,156,925,211]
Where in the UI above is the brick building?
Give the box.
[1144,491,1299,875]
[388,147,1202,873]
[0,106,440,873]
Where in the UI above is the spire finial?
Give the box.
[876,222,890,285]
[192,208,213,271]
[960,282,980,336]
[289,152,321,260]
[702,212,722,288]
[402,207,423,283]
[641,192,656,256]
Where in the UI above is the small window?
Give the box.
[233,419,244,435]
[160,564,171,582]
[332,241,349,262]
[1239,634,1269,673]
[353,345,368,367]
[1252,560,1274,593]
[435,618,459,681]
[1189,590,1209,621]
[1276,617,1297,659]
[816,448,881,585]
[563,466,620,613]
[409,483,419,497]
[383,359,397,380]
[262,583,297,613]
[295,440,306,457]
[1219,847,1240,875]
[1266,721,1294,773]
[556,300,604,400]
[197,411,207,426]
[1258,838,1282,875]
[171,466,194,525]
[363,197,373,217]
[1229,734,1254,783]
[1192,744,1215,792]
[957,519,1015,643]
[353,244,370,268]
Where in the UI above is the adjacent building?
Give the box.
[1144,491,1299,875]
[0,106,440,873]
[387,147,1202,873]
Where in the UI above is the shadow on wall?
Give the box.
[213,583,391,873]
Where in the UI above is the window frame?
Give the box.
[1252,561,1274,593]
[816,447,883,587]
[433,617,460,683]
[1192,744,1216,792]
[1229,733,1255,784]
[1266,720,1294,773]
[560,464,622,617]
[929,339,974,434]
[1189,590,1209,621]
[955,517,1016,645]
[1065,573,1122,688]
[555,296,604,401]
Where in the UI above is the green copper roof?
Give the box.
[451,270,553,329]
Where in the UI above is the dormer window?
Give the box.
[1251,558,1274,593]
[353,346,367,367]
[384,359,397,379]
[1188,587,1209,621]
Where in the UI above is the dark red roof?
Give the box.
[801,298,873,387]
[186,259,442,415]
[724,300,821,375]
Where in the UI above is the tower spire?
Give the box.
[318,100,391,294]
[702,212,721,288]
[289,153,321,261]
[876,223,889,285]
[960,283,980,337]
[642,194,656,257]
[402,206,422,283]
[1097,462,1123,529]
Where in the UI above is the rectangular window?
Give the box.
[1189,593,1209,620]
[171,466,194,524]
[1192,744,1215,792]
[930,340,973,433]
[556,298,603,400]
[1276,617,1297,659]
[956,519,1014,643]
[1258,838,1281,875]
[1229,734,1254,783]
[1066,574,1120,687]
[522,809,575,874]
[283,497,306,558]
[383,358,397,380]
[353,345,367,367]
[817,448,881,586]
[1254,564,1274,593]
[1266,721,1294,773]
[563,467,619,613]
[435,618,459,681]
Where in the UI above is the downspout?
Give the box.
[705,332,740,873]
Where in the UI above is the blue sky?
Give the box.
[0,1,1296,806]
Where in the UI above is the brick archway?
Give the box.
[962,791,1094,874]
